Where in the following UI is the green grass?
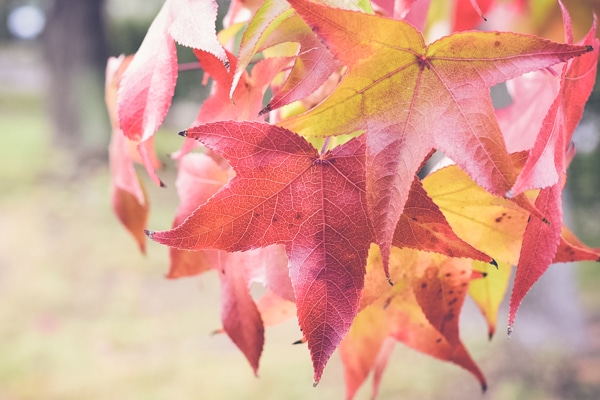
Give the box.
[1,92,599,399]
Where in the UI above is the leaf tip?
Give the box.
[144,229,154,239]
[387,276,394,286]
[179,130,188,137]
[481,382,488,393]
[507,324,513,338]
[159,180,167,188]
[488,330,494,341]
[292,336,307,345]
[585,44,594,52]
[505,189,515,199]
[490,258,498,269]
[313,379,319,388]
[258,104,272,117]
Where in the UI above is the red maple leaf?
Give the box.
[147,122,373,384]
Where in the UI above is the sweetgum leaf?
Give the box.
[168,0,227,66]
[508,184,562,333]
[216,250,265,375]
[507,7,598,333]
[283,0,591,276]
[423,165,528,265]
[109,132,150,254]
[394,177,493,263]
[148,122,373,384]
[339,303,389,400]
[259,13,342,113]
[468,260,511,339]
[117,1,175,186]
[106,55,149,253]
[175,49,290,158]
[554,226,600,263]
[168,153,228,278]
[509,11,598,196]
[357,246,487,393]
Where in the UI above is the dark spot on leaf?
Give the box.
[461,282,468,287]
[494,41,500,47]
[460,270,466,275]
[421,282,427,289]
[254,212,260,217]
[445,272,452,277]
[272,216,278,223]
[295,213,302,220]
[436,337,442,343]
[449,290,454,294]
[448,298,458,306]
[412,217,418,222]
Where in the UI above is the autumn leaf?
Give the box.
[147,121,373,385]
[350,246,487,397]
[216,250,265,375]
[168,0,228,65]
[554,226,600,263]
[453,0,493,32]
[117,0,227,185]
[506,6,598,333]
[168,152,229,278]
[394,177,493,264]
[282,0,592,276]
[175,49,290,158]
[509,12,598,196]
[234,0,375,114]
[468,260,511,339]
[508,184,563,333]
[106,55,149,253]
[339,303,390,400]
[116,1,175,186]
[423,165,528,265]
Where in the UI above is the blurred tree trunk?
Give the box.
[42,0,109,165]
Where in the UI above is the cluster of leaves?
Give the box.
[105,0,599,397]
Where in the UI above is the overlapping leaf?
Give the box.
[343,246,487,399]
[106,55,149,253]
[282,0,592,276]
[148,122,373,384]
[117,0,227,185]
[148,120,498,382]
[505,6,598,332]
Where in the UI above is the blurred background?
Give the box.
[0,0,599,398]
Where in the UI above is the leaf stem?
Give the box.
[320,137,331,155]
